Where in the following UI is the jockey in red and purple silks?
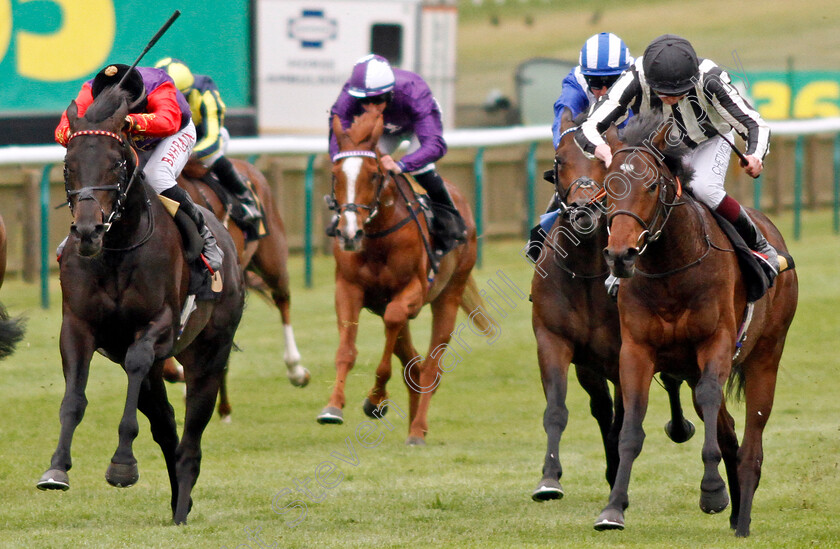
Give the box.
[55,64,223,272]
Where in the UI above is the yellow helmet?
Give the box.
[154,57,195,93]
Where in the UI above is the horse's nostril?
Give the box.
[354,230,364,240]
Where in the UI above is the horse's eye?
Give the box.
[646,180,660,193]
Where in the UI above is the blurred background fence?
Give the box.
[0,117,838,307]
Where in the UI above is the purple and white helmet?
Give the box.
[347,54,395,98]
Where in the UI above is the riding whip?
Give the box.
[701,122,758,179]
[117,10,182,87]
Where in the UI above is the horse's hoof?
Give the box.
[220,414,232,424]
[288,366,311,388]
[316,406,344,425]
[105,461,139,488]
[664,418,696,443]
[37,469,70,491]
[532,478,564,502]
[405,436,426,446]
[700,485,729,514]
[362,397,387,418]
[594,508,625,531]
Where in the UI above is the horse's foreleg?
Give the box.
[136,363,180,512]
[531,325,573,501]
[318,280,363,424]
[595,341,654,531]
[107,315,174,488]
[37,318,96,491]
[734,339,782,537]
[662,373,695,443]
[364,299,412,417]
[694,336,733,516]
[393,324,420,422]
[574,365,616,488]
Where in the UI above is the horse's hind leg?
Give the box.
[38,322,96,491]
[251,237,310,387]
[531,326,573,501]
[662,374,695,443]
[173,344,230,524]
[716,398,741,531]
[574,365,617,488]
[733,341,782,537]
[137,364,180,513]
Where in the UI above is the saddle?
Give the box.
[709,209,795,303]
[399,173,463,270]
[196,171,268,242]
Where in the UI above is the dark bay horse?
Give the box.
[0,214,25,358]
[529,109,694,501]
[36,86,245,525]
[596,114,798,537]
[162,157,309,418]
[318,110,486,445]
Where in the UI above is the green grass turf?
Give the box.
[0,209,837,548]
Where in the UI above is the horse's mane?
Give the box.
[346,110,381,147]
[621,113,695,187]
[83,85,129,124]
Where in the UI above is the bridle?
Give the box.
[64,129,142,233]
[326,150,387,227]
[606,146,684,255]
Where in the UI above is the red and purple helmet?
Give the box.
[347,54,395,98]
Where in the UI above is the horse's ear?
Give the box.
[66,100,79,132]
[371,114,384,142]
[651,119,674,151]
[331,115,344,140]
[604,124,621,151]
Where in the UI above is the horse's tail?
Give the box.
[725,362,747,402]
[459,275,492,331]
[0,302,25,359]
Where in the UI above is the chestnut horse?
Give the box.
[0,214,25,358]
[317,110,486,445]
[596,114,798,537]
[36,86,245,524]
[164,158,309,418]
[529,109,694,501]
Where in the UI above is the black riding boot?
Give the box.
[414,170,467,256]
[160,185,224,272]
[732,206,780,282]
[212,156,263,224]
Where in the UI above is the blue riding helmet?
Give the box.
[579,32,632,76]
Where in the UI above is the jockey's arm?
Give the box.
[55,84,95,146]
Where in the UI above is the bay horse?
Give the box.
[36,85,245,525]
[0,214,25,358]
[529,109,694,501]
[596,114,798,537]
[318,110,486,445]
[162,156,310,419]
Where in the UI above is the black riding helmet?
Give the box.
[642,34,699,96]
[91,64,147,112]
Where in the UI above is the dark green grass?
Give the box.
[0,210,838,548]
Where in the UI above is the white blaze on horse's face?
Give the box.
[341,157,363,236]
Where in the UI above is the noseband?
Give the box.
[606,146,683,254]
[327,150,386,225]
[65,129,141,232]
